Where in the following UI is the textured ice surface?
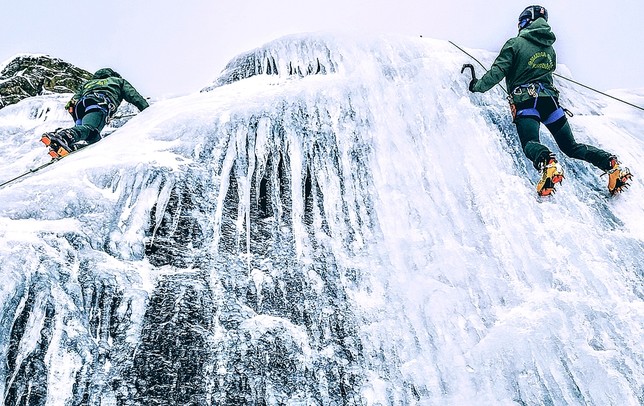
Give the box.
[0,34,642,405]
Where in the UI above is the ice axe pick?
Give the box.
[461,63,476,81]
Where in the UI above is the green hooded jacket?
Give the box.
[472,18,558,103]
[71,68,149,112]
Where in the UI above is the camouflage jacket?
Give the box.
[70,68,149,112]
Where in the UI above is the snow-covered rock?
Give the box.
[0,54,91,109]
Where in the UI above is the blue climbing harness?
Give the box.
[74,93,115,125]
[512,82,565,125]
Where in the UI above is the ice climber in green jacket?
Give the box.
[42,68,149,158]
[468,5,632,196]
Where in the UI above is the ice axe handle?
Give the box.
[461,63,476,80]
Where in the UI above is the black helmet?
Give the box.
[518,5,548,30]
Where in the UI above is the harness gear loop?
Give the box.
[510,82,570,123]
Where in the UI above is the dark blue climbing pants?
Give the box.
[72,110,106,144]
[514,96,613,171]
[70,96,108,144]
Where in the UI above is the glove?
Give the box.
[468,78,478,92]
[65,98,77,110]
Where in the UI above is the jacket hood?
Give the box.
[518,18,556,47]
[93,68,122,79]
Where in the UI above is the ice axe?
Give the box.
[461,63,476,80]
[461,63,478,92]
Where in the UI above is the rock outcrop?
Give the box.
[0,54,91,108]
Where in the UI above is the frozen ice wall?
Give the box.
[0,33,642,405]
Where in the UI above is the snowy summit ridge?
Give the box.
[202,33,341,90]
[0,33,643,405]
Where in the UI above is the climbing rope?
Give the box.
[550,74,644,112]
[448,40,644,112]
[449,41,508,94]
[0,160,58,188]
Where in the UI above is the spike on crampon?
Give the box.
[609,170,633,195]
[537,160,565,196]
